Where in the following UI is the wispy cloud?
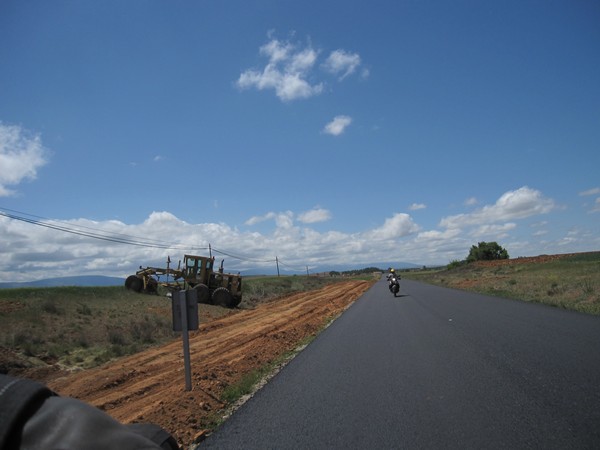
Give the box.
[579,187,600,196]
[245,211,294,229]
[246,208,332,227]
[322,49,361,80]
[577,187,600,213]
[409,203,427,211]
[470,223,517,239]
[0,122,50,197]
[237,34,364,102]
[323,115,352,136]
[298,207,332,224]
[464,197,478,206]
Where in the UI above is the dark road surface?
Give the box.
[200,278,600,449]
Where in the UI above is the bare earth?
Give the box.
[47,280,373,448]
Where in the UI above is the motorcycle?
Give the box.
[388,275,400,297]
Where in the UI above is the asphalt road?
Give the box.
[200,278,600,449]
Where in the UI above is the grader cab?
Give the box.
[124,254,242,308]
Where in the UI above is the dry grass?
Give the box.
[0,276,355,376]
[0,286,180,373]
[403,252,600,315]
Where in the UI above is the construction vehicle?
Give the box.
[124,255,242,308]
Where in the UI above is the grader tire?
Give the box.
[193,284,210,304]
[212,287,233,308]
[125,275,143,292]
[145,279,158,294]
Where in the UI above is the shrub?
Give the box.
[108,329,128,346]
[582,279,595,295]
[41,300,63,315]
[77,303,93,316]
[547,282,562,296]
[466,241,509,262]
[131,322,151,343]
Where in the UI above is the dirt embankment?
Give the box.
[472,252,589,268]
[47,279,373,448]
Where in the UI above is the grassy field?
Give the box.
[0,286,175,372]
[0,275,360,375]
[402,252,600,316]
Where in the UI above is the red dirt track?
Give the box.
[47,279,373,448]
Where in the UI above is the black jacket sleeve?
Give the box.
[0,374,55,450]
[0,374,179,450]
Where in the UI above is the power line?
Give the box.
[277,258,309,273]
[211,246,275,264]
[0,207,313,273]
[0,208,207,251]
[0,207,177,247]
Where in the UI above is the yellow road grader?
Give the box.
[124,254,242,308]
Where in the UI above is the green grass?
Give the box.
[402,252,600,315]
[220,367,267,404]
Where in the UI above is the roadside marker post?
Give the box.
[172,289,199,391]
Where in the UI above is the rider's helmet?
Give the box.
[390,268,395,273]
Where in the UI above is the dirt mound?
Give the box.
[47,279,373,448]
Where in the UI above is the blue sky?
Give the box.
[1,0,599,281]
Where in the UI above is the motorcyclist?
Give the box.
[387,268,400,291]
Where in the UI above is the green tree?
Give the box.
[466,241,509,262]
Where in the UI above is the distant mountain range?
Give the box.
[241,261,422,276]
[0,276,125,289]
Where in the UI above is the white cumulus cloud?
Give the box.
[1,187,594,282]
[0,123,50,196]
[237,37,323,102]
[366,213,420,240]
[439,186,556,229]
